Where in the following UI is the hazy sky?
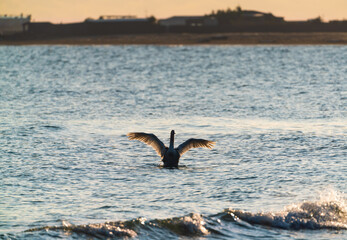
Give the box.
[2,0,347,23]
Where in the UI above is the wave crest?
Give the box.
[154,213,209,236]
[223,198,347,230]
[26,219,138,238]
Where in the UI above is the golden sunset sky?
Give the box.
[1,0,347,23]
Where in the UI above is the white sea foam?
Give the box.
[225,190,347,230]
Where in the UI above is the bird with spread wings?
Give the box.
[127,130,215,168]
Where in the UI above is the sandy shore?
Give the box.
[1,32,347,45]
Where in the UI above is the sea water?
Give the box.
[0,45,346,239]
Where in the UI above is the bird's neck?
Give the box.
[169,132,175,149]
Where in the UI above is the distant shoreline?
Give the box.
[1,32,347,45]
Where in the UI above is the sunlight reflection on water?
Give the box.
[1,45,346,239]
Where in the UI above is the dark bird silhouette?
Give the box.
[127,130,215,168]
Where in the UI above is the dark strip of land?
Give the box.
[1,32,347,45]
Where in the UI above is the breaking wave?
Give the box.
[223,201,347,230]
[25,213,208,238]
[24,194,346,239]
[222,190,346,231]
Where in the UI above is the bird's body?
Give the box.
[127,130,215,168]
[162,147,180,168]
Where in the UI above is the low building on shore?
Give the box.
[158,16,218,27]
[239,10,284,22]
[0,14,31,36]
[85,15,150,23]
[23,15,160,37]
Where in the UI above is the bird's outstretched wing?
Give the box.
[127,132,166,157]
[176,138,215,156]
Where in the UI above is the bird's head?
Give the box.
[171,130,175,135]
